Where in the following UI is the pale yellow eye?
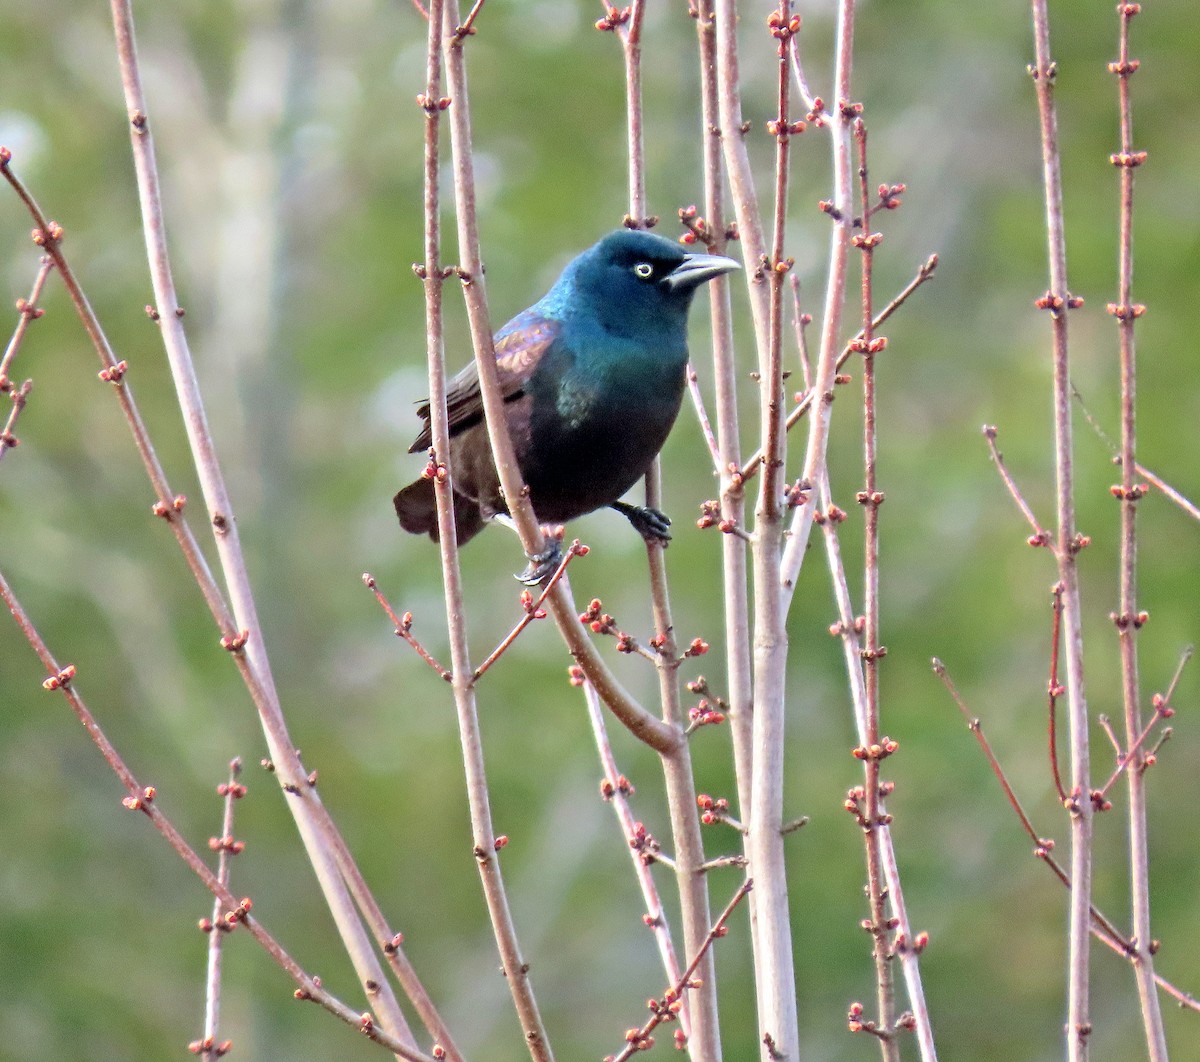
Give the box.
[634,262,654,279]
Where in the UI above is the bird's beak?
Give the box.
[663,251,741,292]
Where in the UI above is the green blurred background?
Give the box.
[2,1,1198,1059]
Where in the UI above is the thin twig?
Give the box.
[363,575,453,681]
[983,425,1055,550]
[1072,382,1200,522]
[933,658,1199,1015]
[686,362,722,473]
[472,542,587,680]
[737,255,936,491]
[608,878,753,1062]
[1028,4,1093,1053]
[1135,463,1200,521]
[0,257,53,468]
[1094,701,1170,804]
[194,759,245,1060]
[451,0,486,40]
[1095,646,1190,802]
[1047,583,1068,803]
[789,275,813,391]
[0,254,52,383]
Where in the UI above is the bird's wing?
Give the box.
[409,310,559,453]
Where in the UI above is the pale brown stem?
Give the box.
[693,0,754,933]
[853,117,898,1062]
[614,0,648,228]
[645,462,721,1061]
[778,0,858,610]
[199,759,243,1058]
[983,425,1055,550]
[0,256,52,383]
[434,5,552,1056]
[1108,6,1165,1055]
[1029,4,1093,1054]
[817,473,937,1060]
[746,5,800,1056]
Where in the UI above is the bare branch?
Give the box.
[1028,3,1094,1052]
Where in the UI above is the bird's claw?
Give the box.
[515,541,563,586]
[613,502,672,544]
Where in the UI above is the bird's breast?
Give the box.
[519,336,687,522]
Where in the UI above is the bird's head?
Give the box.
[547,229,740,337]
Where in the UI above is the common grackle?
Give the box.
[394,229,739,583]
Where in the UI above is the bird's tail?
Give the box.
[394,478,488,545]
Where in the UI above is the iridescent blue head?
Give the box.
[536,229,740,337]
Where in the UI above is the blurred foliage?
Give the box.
[1,1,1198,1060]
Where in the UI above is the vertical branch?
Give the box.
[747,6,800,1058]
[692,0,753,856]
[851,119,898,1061]
[195,759,245,1061]
[432,4,553,1058]
[613,1,649,229]
[106,3,429,1048]
[1028,3,1093,1057]
[815,472,938,1060]
[1107,5,1165,1057]
[778,0,857,608]
[608,4,721,1054]
[713,0,770,353]
[645,460,722,1062]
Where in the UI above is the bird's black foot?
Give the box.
[515,541,563,586]
[611,501,672,544]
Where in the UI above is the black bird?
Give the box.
[394,229,740,582]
